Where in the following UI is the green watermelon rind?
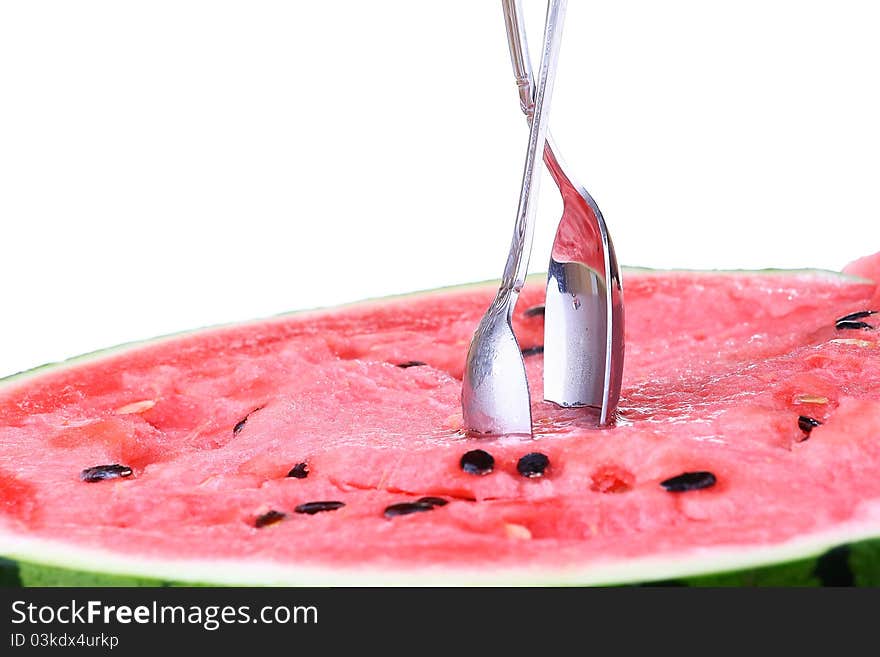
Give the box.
[1,267,878,587]
[1,524,878,587]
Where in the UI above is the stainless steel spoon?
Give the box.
[461,0,567,437]
[502,0,624,425]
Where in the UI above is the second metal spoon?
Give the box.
[502,0,624,425]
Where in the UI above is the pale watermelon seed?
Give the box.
[114,399,156,415]
[829,338,873,347]
[794,394,829,405]
[505,523,533,540]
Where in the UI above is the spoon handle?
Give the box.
[501,0,535,123]
[498,0,566,309]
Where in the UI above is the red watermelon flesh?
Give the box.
[1,254,880,585]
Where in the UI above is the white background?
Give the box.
[1,1,879,378]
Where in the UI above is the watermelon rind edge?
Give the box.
[1,520,879,587]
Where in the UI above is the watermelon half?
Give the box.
[2,254,880,587]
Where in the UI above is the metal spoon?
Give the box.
[461,0,567,437]
[502,0,624,425]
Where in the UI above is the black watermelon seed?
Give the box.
[383,502,435,518]
[460,449,494,475]
[524,305,545,318]
[294,501,345,515]
[517,452,550,478]
[397,361,427,368]
[416,496,448,507]
[254,510,286,528]
[521,345,544,357]
[233,406,264,436]
[834,320,874,331]
[660,471,717,492]
[287,462,310,479]
[80,464,133,483]
[798,415,822,435]
[836,310,877,323]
